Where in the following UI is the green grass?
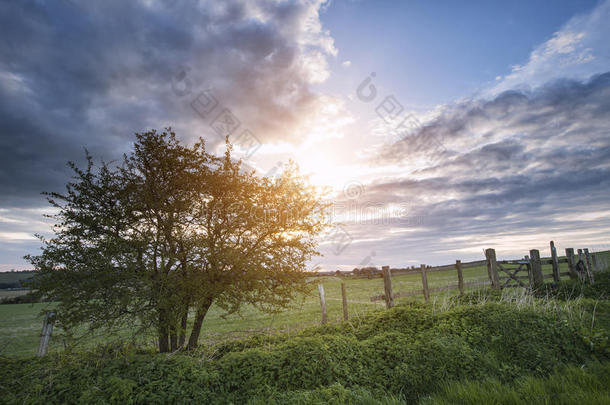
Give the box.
[0,289,30,300]
[0,265,494,357]
[0,303,53,357]
[1,258,609,358]
[422,362,610,405]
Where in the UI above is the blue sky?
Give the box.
[320,0,600,105]
[0,0,609,271]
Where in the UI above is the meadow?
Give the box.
[1,252,606,358]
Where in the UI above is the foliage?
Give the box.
[1,298,608,404]
[25,129,328,352]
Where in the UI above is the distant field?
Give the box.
[1,250,608,357]
[0,290,30,300]
[0,265,490,357]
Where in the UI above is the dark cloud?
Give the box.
[0,0,334,207]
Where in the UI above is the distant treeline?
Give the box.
[0,270,36,288]
[0,282,27,289]
[312,265,435,279]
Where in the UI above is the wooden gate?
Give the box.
[497,260,530,289]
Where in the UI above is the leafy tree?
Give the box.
[27,129,328,352]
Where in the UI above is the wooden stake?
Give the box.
[421,264,430,303]
[550,241,560,283]
[318,284,327,324]
[529,249,544,289]
[485,248,500,289]
[578,249,586,282]
[37,311,55,357]
[565,248,577,279]
[584,248,594,284]
[456,260,464,296]
[382,266,394,308]
[341,282,348,321]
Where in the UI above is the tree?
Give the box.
[27,129,328,352]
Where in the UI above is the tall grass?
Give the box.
[422,362,610,405]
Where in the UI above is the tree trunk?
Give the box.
[158,328,169,353]
[178,248,189,349]
[187,298,213,350]
[169,329,178,352]
[158,309,170,353]
[178,310,188,348]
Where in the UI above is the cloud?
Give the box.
[490,0,610,95]
[322,72,610,268]
[0,0,340,207]
[378,72,610,166]
[0,207,55,270]
[0,0,347,269]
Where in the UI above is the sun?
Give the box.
[294,147,352,195]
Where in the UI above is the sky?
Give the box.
[1,0,609,271]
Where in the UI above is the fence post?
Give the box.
[341,282,349,321]
[318,284,327,324]
[565,248,577,279]
[591,253,598,273]
[584,248,594,284]
[550,241,560,283]
[485,248,500,289]
[37,311,55,357]
[529,249,544,289]
[456,260,464,296]
[578,249,586,282]
[382,266,394,308]
[420,264,430,303]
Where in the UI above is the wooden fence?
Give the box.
[314,241,606,320]
[37,241,607,355]
[364,241,604,308]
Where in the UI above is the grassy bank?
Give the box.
[1,272,609,404]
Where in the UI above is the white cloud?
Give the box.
[0,232,37,242]
[490,0,610,95]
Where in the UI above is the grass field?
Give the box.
[1,250,607,357]
[3,251,608,358]
[0,289,30,300]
